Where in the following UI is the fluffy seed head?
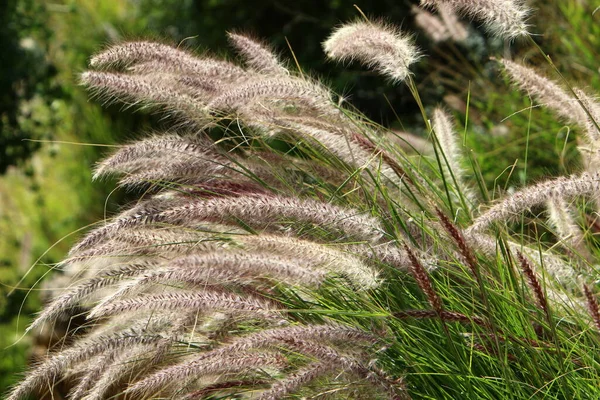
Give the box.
[497,59,586,125]
[437,4,468,42]
[323,20,420,83]
[468,172,600,234]
[413,6,451,42]
[413,5,468,43]
[227,32,288,75]
[421,0,530,39]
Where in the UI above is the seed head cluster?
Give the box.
[10,6,600,400]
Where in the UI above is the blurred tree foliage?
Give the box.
[0,0,51,172]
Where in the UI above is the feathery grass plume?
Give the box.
[413,4,467,43]
[546,195,593,262]
[66,224,235,263]
[188,353,287,396]
[69,230,379,289]
[92,252,328,313]
[344,241,415,272]
[412,6,451,42]
[467,172,600,234]
[135,73,224,102]
[431,108,473,202]
[227,32,288,75]
[257,361,336,400]
[516,251,549,317]
[86,290,278,320]
[133,352,287,398]
[112,160,268,189]
[7,331,164,400]
[573,88,600,145]
[125,323,376,395]
[67,216,237,256]
[126,59,247,83]
[421,0,530,39]
[240,235,381,286]
[435,208,478,276]
[206,77,337,117]
[72,194,384,254]
[323,20,420,83]
[90,41,247,79]
[170,74,225,96]
[403,243,442,312]
[182,379,272,400]
[501,64,600,154]
[583,284,600,332]
[432,108,461,177]
[497,59,588,126]
[270,117,401,183]
[273,339,404,399]
[266,340,389,398]
[466,232,578,285]
[92,134,222,179]
[437,4,468,42]
[77,345,157,400]
[68,352,117,400]
[129,252,325,287]
[26,263,150,334]
[65,198,243,255]
[80,71,208,123]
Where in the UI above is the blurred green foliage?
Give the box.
[1,0,599,393]
[0,0,50,172]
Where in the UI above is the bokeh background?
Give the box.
[1,0,597,391]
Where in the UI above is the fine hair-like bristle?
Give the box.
[421,0,530,39]
[413,4,468,43]
[467,172,600,234]
[323,20,420,83]
[15,11,600,400]
[227,32,288,75]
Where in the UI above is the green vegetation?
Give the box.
[2,0,600,398]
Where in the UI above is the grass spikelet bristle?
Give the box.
[403,243,443,313]
[12,8,600,400]
[583,284,600,332]
[517,251,549,317]
[323,20,420,83]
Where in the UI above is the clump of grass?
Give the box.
[8,3,600,399]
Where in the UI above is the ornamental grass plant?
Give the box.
[8,1,600,399]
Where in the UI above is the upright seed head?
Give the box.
[403,243,443,312]
[516,251,549,318]
[583,284,600,333]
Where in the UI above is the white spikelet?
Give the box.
[323,20,420,83]
[547,195,592,262]
[421,0,530,39]
[80,71,208,123]
[227,32,289,75]
[431,108,473,203]
[498,59,586,125]
[437,4,468,42]
[468,172,600,234]
[413,6,451,42]
[90,41,247,80]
